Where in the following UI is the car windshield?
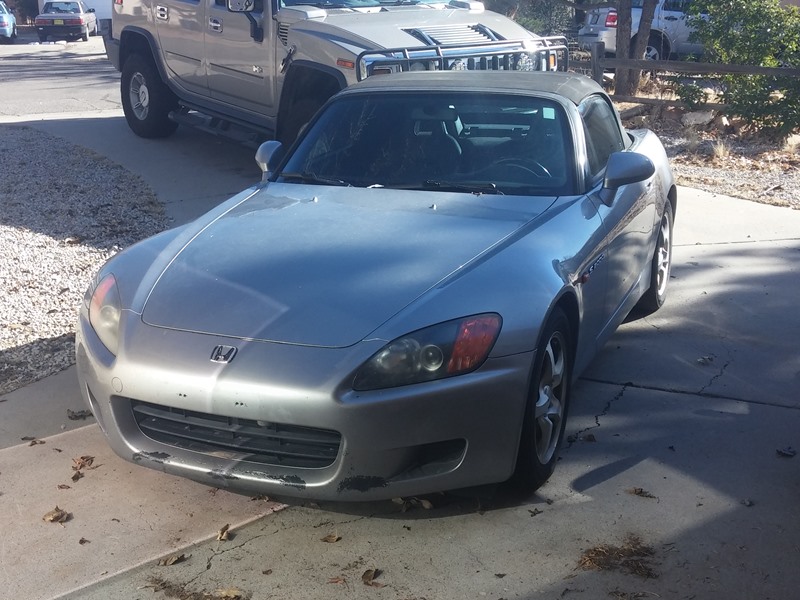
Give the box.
[43,2,80,13]
[278,91,575,196]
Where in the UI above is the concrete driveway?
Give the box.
[1,35,798,600]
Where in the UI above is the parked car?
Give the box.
[578,0,703,60]
[0,0,16,44]
[35,0,97,42]
[76,71,677,502]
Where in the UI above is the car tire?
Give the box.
[277,97,323,147]
[121,53,179,139]
[647,34,669,61]
[81,26,89,41]
[513,307,572,493]
[637,200,674,314]
[38,33,47,42]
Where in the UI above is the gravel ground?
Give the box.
[0,125,170,396]
[0,121,797,397]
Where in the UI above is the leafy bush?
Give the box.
[516,0,574,36]
[688,0,800,135]
[675,81,709,110]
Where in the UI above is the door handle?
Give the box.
[208,17,223,32]
[664,15,678,20]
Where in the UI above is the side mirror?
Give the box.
[599,152,655,206]
[227,0,254,12]
[227,0,263,41]
[255,140,285,182]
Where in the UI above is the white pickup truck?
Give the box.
[102,0,567,145]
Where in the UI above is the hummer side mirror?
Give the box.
[227,0,263,41]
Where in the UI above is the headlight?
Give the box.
[353,314,502,391]
[87,274,122,356]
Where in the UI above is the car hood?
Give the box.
[285,7,537,52]
[141,184,551,347]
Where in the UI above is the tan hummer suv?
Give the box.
[102,0,567,145]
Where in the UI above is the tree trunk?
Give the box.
[615,0,658,96]
[614,0,634,95]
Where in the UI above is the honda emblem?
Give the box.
[210,345,238,364]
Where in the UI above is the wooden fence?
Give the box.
[571,42,800,109]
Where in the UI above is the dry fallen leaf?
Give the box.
[626,487,658,500]
[157,553,188,567]
[29,439,46,446]
[43,506,70,525]
[57,484,71,490]
[328,576,347,585]
[217,524,230,541]
[362,569,385,588]
[72,456,95,471]
[79,537,90,545]
[71,471,84,482]
[321,533,342,543]
[261,569,273,576]
[67,409,94,421]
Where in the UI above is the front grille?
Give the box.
[131,400,341,469]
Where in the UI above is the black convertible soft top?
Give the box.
[339,70,603,106]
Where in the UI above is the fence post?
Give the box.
[591,42,605,84]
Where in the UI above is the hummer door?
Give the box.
[153,0,208,96]
[204,0,277,115]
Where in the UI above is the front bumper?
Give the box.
[76,312,534,501]
[100,19,120,70]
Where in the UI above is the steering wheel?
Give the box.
[491,158,552,178]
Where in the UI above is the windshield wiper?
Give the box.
[280,172,352,187]
[423,180,504,195]
[378,0,421,5]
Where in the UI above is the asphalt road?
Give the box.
[1,32,799,600]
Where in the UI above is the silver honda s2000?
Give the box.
[76,71,676,501]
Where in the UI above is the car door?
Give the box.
[204,0,278,115]
[579,94,656,341]
[660,0,703,56]
[153,0,208,96]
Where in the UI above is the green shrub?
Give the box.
[676,82,709,110]
[688,0,800,135]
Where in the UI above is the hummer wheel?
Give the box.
[121,53,179,139]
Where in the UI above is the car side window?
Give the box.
[663,0,688,12]
[578,95,625,178]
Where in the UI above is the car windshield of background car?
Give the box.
[278,92,576,196]
[43,2,80,13]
